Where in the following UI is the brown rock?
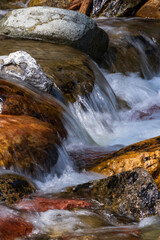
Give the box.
[0,114,60,177]
[0,39,95,103]
[66,0,82,10]
[0,174,36,205]
[15,197,91,212]
[136,0,160,19]
[0,79,66,138]
[28,0,74,8]
[91,136,160,189]
[0,0,27,9]
[79,0,93,16]
[0,205,33,240]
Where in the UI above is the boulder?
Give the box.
[0,173,35,205]
[28,0,74,8]
[91,136,160,189]
[0,39,95,103]
[0,115,60,178]
[66,168,160,221]
[0,205,33,240]
[15,197,91,212]
[136,0,160,19]
[92,0,148,17]
[0,7,109,61]
[0,79,66,139]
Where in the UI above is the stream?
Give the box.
[1,14,160,240]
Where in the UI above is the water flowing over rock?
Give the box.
[0,51,53,92]
[92,136,160,189]
[0,39,95,103]
[0,115,60,178]
[92,0,148,17]
[0,78,66,138]
[0,173,36,205]
[65,168,160,221]
[0,7,109,61]
[136,0,160,19]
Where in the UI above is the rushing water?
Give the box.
[1,17,160,239]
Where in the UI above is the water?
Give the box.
[1,17,160,239]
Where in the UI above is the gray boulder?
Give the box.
[0,51,53,92]
[0,7,109,61]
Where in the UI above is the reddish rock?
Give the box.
[15,197,91,212]
[136,0,160,19]
[131,104,160,120]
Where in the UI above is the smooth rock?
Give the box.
[15,197,91,211]
[0,39,95,102]
[0,79,66,139]
[0,115,60,178]
[136,0,160,19]
[0,205,33,240]
[0,51,53,92]
[28,0,73,8]
[66,168,160,221]
[92,0,148,17]
[91,136,160,189]
[0,173,35,205]
[0,7,109,61]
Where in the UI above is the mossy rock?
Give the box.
[0,173,36,205]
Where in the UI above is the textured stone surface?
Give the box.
[15,197,91,211]
[0,51,53,92]
[0,174,35,205]
[66,168,160,221]
[0,0,27,9]
[28,0,73,8]
[0,79,66,138]
[0,7,108,61]
[91,136,160,189]
[0,115,60,178]
[0,39,95,102]
[92,0,147,17]
[136,0,160,19]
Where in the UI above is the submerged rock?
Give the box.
[0,115,60,178]
[136,0,160,19]
[0,173,35,205]
[0,39,95,103]
[66,168,160,221]
[91,136,160,189]
[0,205,33,240]
[92,0,147,17]
[0,51,53,93]
[0,79,66,139]
[0,7,108,61]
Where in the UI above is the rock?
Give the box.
[0,115,60,178]
[0,51,53,93]
[0,173,35,205]
[0,39,95,103]
[0,0,27,10]
[91,136,160,189]
[0,79,66,139]
[92,0,148,17]
[28,0,74,8]
[66,168,160,221]
[15,197,91,212]
[136,0,160,19]
[0,7,109,61]
[0,205,33,240]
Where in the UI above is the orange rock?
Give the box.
[15,197,91,212]
[0,79,66,139]
[136,0,160,19]
[28,0,74,8]
[0,115,60,177]
[91,136,160,189]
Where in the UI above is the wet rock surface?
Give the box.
[28,0,74,8]
[0,39,95,103]
[0,173,35,205]
[0,114,60,178]
[91,136,160,189]
[0,0,27,9]
[65,168,160,221]
[0,7,109,61]
[136,0,160,19]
